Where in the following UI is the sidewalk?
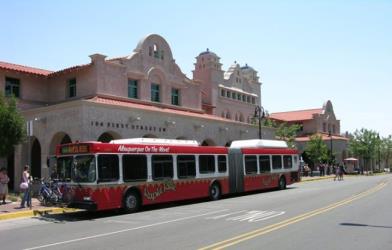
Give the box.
[0,198,78,221]
[301,174,335,182]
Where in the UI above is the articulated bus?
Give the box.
[54,138,300,212]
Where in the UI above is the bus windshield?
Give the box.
[72,155,96,183]
[55,157,72,182]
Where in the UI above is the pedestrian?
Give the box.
[0,167,10,204]
[339,164,345,181]
[20,165,32,208]
[334,165,340,181]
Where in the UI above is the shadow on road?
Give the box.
[340,222,392,229]
[31,187,297,223]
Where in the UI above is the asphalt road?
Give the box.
[0,175,391,250]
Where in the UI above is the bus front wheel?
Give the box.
[209,183,221,201]
[123,191,140,213]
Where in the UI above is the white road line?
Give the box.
[23,209,229,250]
[206,210,247,220]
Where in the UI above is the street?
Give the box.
[0,175,391,250]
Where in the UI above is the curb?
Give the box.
[0,207,80,221]
[300,176,334,182]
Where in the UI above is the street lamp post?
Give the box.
[328,130,333,165]
[254,105,265,139]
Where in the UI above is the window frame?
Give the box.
[177,155,196,179]
[151,155,173,180]
[259,155,271,173]
[244,155,258,175]
[171,88,180,106]
[272,155,283,170]
[67,78,77,98]
[97,154,119,183]
[122,154,147,182]
[5,77,20,98]
[128,79,138,99]
[151,83,160,102]
[198,155,216,174]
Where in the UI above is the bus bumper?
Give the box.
[68,201,97,211]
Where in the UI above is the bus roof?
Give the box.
[230,139,288,149]
[110,138,199,146]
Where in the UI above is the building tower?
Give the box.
[193,49,224,114]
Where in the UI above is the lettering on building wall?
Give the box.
[90,120,166,132]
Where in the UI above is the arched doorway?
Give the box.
[201,139,216,146]
[31,138,41,179]
[49,132,73,155]
[97,131,121,142]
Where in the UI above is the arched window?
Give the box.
[153,44,159,58]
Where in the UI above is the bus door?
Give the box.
[228,148,244,193]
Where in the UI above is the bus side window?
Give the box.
[177,155,196,179]
[283,155,293,169]
[123,155,147,182]
[272,155,283,170]
[199,155,215,174]
[259,155,271,173]
[218,155,227,173]
[244,155,257,174]
[152,155,173,180]
[98,154,119,182]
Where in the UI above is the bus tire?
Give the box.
[209,182,221,201]
[278,176,286,190]
[123,190,140,213]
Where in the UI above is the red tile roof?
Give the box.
[0,61,53,76]
[88,96,242,124]
[269,108,323,122]
[295,133,349,142]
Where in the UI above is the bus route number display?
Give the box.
[61,145,90,154]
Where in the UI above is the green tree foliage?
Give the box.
[0,92,26,157]
[348,128,379,172]
[304,134,329,167]
[380,135,392,170]
[263,119,300,148]
[275,123,301,148]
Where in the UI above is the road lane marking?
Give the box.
[206,210,247,220]
[226,211,285,222]
[199,180,388,250]
[23,209,229,250]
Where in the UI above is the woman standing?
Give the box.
[20,165,32,208]
[0,167,10,204]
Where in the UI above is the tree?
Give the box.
[0,92,26,157]
[348,128,379,173]
[263,119,300,148]
[275,123,301,148]
[381,135,392,170]
[304,134,329,168]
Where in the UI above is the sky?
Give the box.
[1,1,391,136]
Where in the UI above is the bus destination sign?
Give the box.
[61,145,90,154]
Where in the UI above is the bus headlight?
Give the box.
[83,196,92,201]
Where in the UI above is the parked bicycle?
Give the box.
[37,178,64,206]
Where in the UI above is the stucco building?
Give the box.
[269,101,349,164]
[0,34,273,190]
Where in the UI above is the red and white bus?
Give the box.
[53,138,300,212]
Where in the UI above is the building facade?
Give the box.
[269,100,348,164]
[0,34,273,190]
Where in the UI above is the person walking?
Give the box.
[20,165,32,208]
[0,167,10,204]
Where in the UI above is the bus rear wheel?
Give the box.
[278,176,286,190]
[123,191,140,213]
[209,183,221,201]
